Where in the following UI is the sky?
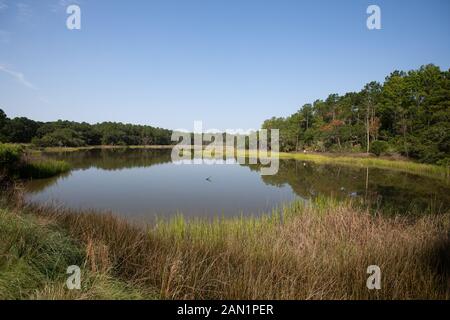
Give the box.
[0,0,449,131]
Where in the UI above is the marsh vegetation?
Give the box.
[1,194,449,299]
[1,145,449,300]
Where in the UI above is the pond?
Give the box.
[24,148,450,221]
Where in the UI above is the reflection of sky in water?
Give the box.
[25,160,298,220]
[24,149,450,221]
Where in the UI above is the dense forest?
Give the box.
[262,64,449,165]
[0,110,173,147]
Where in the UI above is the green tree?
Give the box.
[262,64,449,164]
[0,109,7,142]
[33,128,85,147]
[3,117,41,143]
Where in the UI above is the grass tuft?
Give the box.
[19,160,71,179]
[0,207,154,300]
[0,143,71,180]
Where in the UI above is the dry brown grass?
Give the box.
[29,200,450,300]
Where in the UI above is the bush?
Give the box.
[0,144,24,175]
[370,140,389,156]
[0,143,70,180]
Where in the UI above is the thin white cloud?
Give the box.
[0,64,36,90]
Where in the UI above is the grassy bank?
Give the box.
[278,152,449,181]
[0,195,153,299]
[0,144,71,180]
[19,160,71,179]
[35,145,174,153]
[216,149,448,181]
[1,195,449,300]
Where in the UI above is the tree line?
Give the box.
[1,64,448,165]
[0,110,173,147]
[262,64,449,165]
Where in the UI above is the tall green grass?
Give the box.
[0,144,23,175]
[0,143,71,180]
[0,207,82,299]
[19,160,71,179]
[22,198,450,300]
[0,205,153,299]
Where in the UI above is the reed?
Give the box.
[2,197,446,300]
[19,160,71,179]
[0,143,71,180]
[0,203,153,299]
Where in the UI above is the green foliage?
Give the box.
[0,109,7,143]
[0,207,150,299]
[20,160,71,179]
[33,128,86,148]
[0,109,173,147]
[262,64,450,165]
[0,209,83,299]
[0,144,23,164]
[0,143,70,180]
[370,140,389,156]
[2,117,41,143]
[0,144,24,176]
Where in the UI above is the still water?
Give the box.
[24,149,450,220]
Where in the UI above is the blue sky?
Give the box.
[0,0,449,131]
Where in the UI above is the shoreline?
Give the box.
[2,143,449,300]
[27,144,449,181]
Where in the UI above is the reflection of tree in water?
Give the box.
[247,159,450,214]
[25,149,173,193]
[26,151,450,215]
[24,171,71,193]
[43,148,173,171]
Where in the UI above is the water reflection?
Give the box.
[24,149,450,219]
[254,160,450,214]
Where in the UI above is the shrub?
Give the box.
[370,140,389,156]
[0,143,70,180]
[0,144,24,175]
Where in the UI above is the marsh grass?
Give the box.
[278,152,449,181]
[19,160,71,179]
[0,199,153,300]
[0,143,71,180]
[180,147,449,181]
[5,197,445,300]
[231,149,448,181]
